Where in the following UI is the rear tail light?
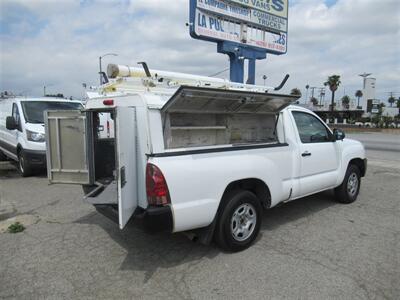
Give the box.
[146,163,171,206]
[103,99,114,106]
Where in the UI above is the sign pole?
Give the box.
[218,41,266,84]
[247,58,256,84]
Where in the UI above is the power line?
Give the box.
[208,68,229,77]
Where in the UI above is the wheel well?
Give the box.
[349,158,366,177]
[221,178,271,209]
[195,178,271,245]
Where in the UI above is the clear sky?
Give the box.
[0,0,399,105]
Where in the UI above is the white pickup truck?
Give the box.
[45,65,367,251]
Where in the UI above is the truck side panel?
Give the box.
[149,145,294,232]
[336,138,367,185]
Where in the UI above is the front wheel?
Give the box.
[0,150,7,161]
[335,164,361,204]
[17,150,33,177]
[215,190,262,252]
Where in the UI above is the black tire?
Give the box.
[0,150,7,161]
[334,164,361,204]
[215,190,262,252]
[17,149,33,177]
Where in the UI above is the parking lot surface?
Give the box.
[1,133,399,299]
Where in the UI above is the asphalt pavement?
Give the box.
[347,132,400,168]
[0,132,399,299]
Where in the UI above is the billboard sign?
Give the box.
[371,108,379,114]
[194,9,286,54]
[229,0,288,18]
[196,0,288,33]
[190,0,288,54]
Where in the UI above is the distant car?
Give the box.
[0,97,83,176]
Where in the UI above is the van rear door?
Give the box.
[115,107,137,229]
[45,107,138,229]
[45,110,94,184]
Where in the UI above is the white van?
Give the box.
[0,97,83,176]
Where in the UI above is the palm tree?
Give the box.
[341,95,350,109]
[290,88,302,97]
[310,97,318,106]
[355,90,363,108]
[305,85,310,103]
[324,75,341,113]
[388,96,396,107]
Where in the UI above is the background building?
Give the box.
[362,77,376,112]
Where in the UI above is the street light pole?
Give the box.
[99,53,118,85]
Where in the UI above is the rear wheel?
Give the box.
[17,149,33,177]
[0,150,7,161]
[334,164,361,204]
[215,190,262,252]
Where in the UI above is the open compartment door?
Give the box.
[161,86,300,149]
[115,107,137,229]
[45,110,94,184]
[161,86,299,114]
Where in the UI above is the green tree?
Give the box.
[355,90,363,108]
[388,96,396,107]
[324,75,341,113]
[394,115,400,128]
[290,88,302,97]
[379,102,386,114]
[341,95,350,109]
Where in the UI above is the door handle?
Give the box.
[302,151,311,157]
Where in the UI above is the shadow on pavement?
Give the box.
[74,190,337,282]
[261,190,337,231]
[75,211,219,283]
[0,161,47,179]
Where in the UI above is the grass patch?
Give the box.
[8,222,25,233]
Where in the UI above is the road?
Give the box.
[0,132,399,299]
[347,132,400,169]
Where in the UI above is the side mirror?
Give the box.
[6,116,17,130]
[333,128,345,141]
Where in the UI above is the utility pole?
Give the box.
[309,87,318,99]
[318,88,325,105]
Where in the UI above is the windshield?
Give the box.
[21,101,83,123]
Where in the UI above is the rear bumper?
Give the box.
[24,149,46,167]
[94,204,173,233]
[136,206,173,232]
